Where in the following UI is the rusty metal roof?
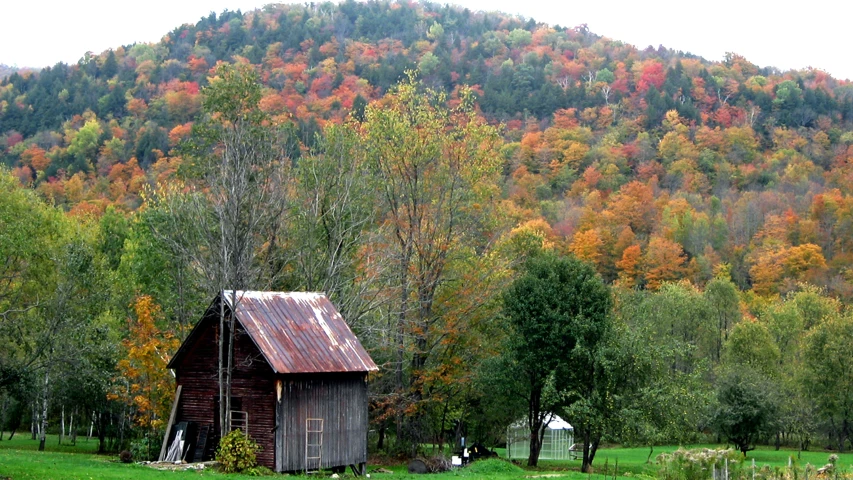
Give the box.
[222,291,378,374]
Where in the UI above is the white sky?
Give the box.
[1,0,849,81]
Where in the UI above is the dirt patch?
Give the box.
[140,460,218,471]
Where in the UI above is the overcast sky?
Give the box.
[2,0,849,81]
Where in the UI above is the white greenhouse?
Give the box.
[506,414,575,461]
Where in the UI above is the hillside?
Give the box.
[1,0,852,300]
[0,64,23,80]
[6,0,853,464]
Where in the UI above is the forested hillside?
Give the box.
[3,0,853,467]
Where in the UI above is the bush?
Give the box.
[130,436,160,462]
[216,430,260,473]
[119,450,133,463]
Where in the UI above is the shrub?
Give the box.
[130,436,160,462]
[216,429,260,473]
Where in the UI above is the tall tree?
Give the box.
[502,253,611,467]
[360,73,502,451]
[150,62,291,433]
[802,313,853,451]
[285,123,382,325]
[710,367,778,456]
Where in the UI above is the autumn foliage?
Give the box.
[113,296,180,429]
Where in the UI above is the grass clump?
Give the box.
[657,448,741,480]
[464,458,524,475]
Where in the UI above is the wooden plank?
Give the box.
[193,425,209,462]
[158,385,182,462]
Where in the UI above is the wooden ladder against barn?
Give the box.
[230,410,249,435]
[305,418,324,472]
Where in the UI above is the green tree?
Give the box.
[802,313,853,451]
[284,122,380,324]
[612,289,708,462]
[723,320,780,377]
[502,253,611,467]
[66,118,102,170]
[704,275,741,363]
[0,169,63,390]
[631,282,715,374]
[361,73,502,452]
[709,367,778,456]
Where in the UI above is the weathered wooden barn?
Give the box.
[164,291,378,473]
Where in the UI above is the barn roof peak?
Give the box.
[169,291,378,374]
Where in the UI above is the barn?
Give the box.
[163,291,378,473]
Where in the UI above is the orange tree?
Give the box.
[112,295,179,437]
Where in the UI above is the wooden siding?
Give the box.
[275,373,369,472]
[173,314,277,468]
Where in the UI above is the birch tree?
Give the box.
[150,62,291,434]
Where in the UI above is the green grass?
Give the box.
[4,436,853,480]
[577,444,853,479]
[0,434,259,480]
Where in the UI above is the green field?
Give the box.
[3,436,853,480]
[0,435,258,480]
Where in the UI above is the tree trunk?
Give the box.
[581,431,593,473]
[527,409,546,467]
[31,401,37,440]
[0,394,6,441]
[225,291,237,435]
[87,412,93,442]
[527,426,543,467]
[38,371,48,451]
[218,290,227,435]
[118,403,126,451]
[70,409,76,446]
[97,412,107,453]
[377,420,385,450]
[526,388,545,467]
[59,405,65,445]
[395,253,410,450]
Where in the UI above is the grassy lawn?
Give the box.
[0,434,258,480]
[592,444,853,470]
[3,435,853,480]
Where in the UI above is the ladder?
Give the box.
[230,410,249,435]
[305,418,324,471]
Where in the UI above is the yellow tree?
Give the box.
[114,295,179,432]
[569,228,605,270]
